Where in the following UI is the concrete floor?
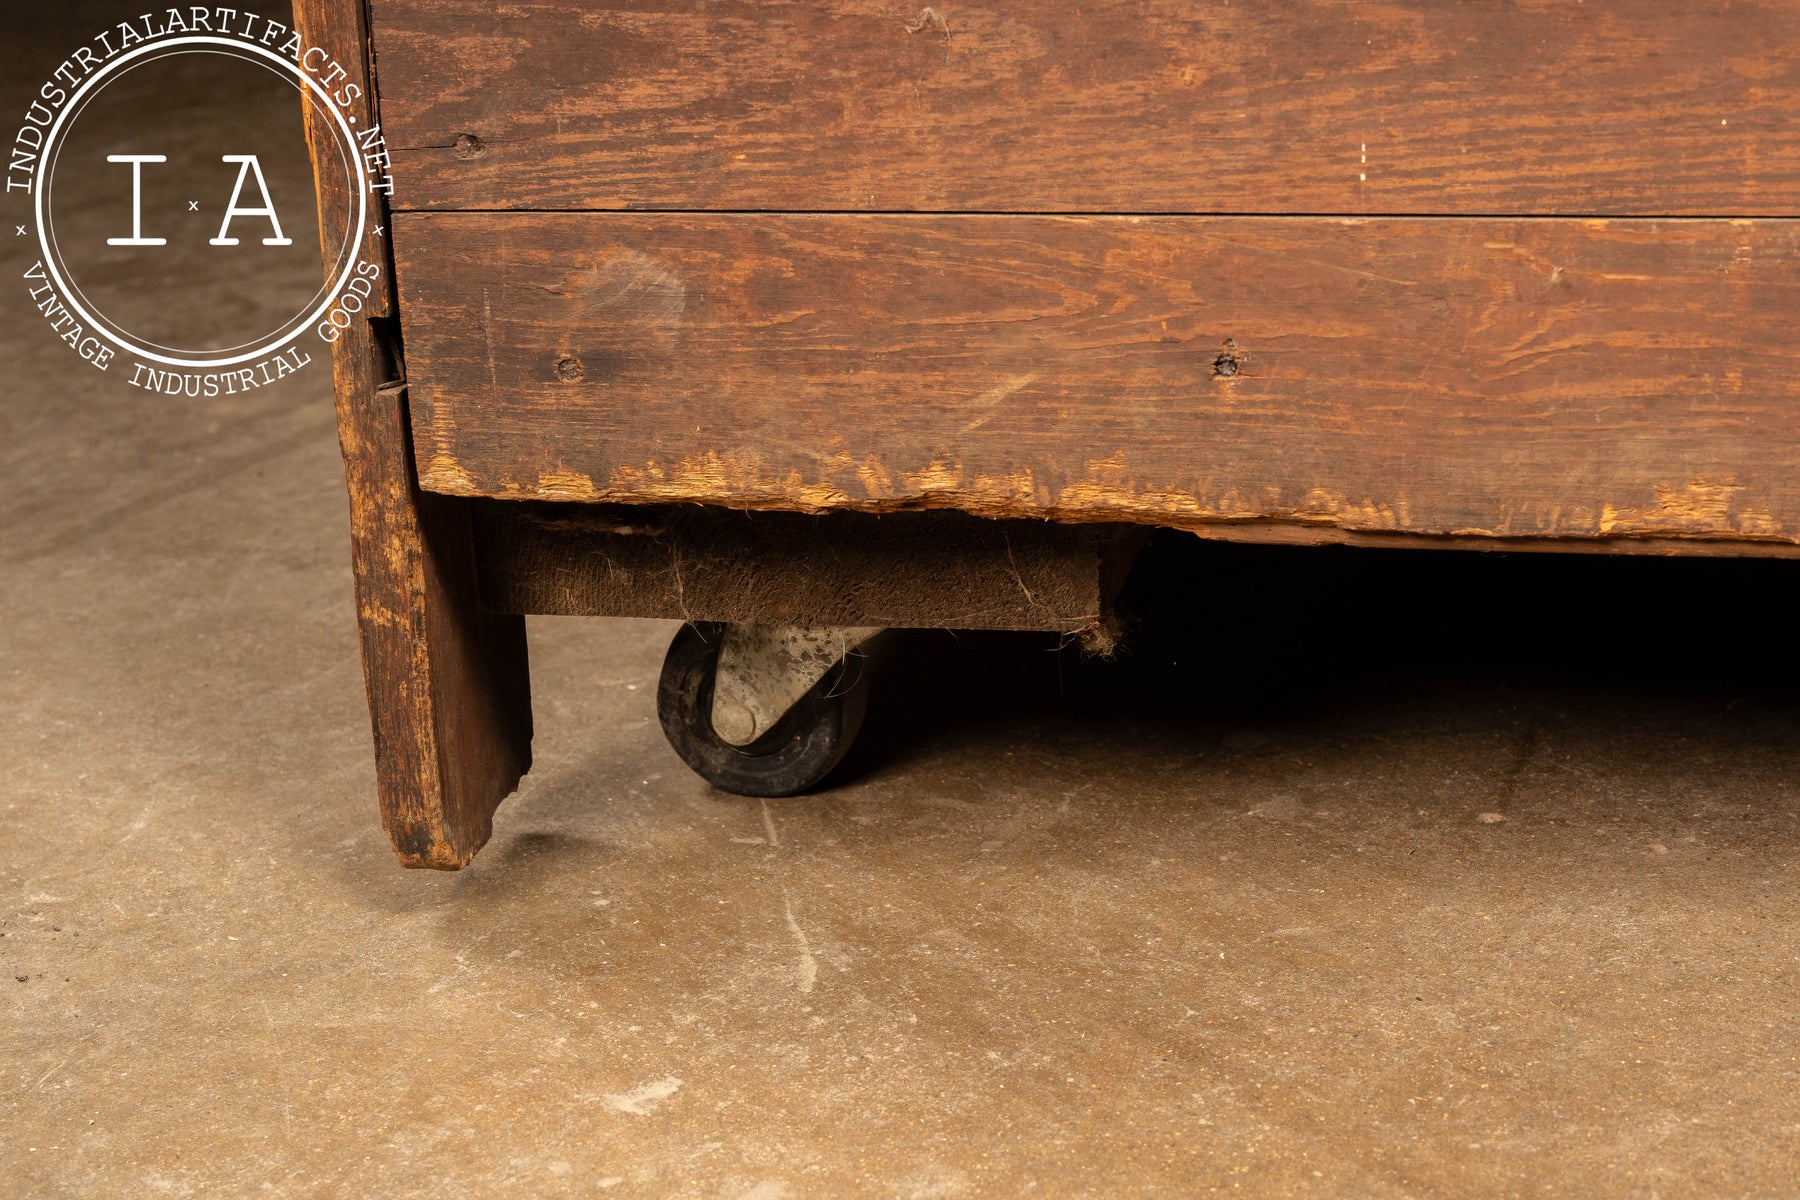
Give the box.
[8,5,1800,1197]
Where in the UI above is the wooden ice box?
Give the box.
[296,0,1800,867]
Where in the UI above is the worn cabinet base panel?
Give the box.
[473,503,1143,632]
[396,214,1800,554]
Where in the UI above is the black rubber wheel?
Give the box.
[656,623,869,797]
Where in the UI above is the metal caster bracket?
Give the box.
[709,625,885,747]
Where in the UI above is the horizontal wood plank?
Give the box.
[394,213,1800,548]
[472,502,1139,631]
[369,0,1800,215]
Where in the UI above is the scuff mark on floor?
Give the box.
[602,1077,683,1115]
[782,890,819,994]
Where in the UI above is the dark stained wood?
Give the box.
[473,502,1141,632]
[294,0,391,318]
[297,0,532,870]
[1176,524,1800,561]
[392,212,1800,550]
[367,0,1800,216]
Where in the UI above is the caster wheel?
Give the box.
[657,622,869,797]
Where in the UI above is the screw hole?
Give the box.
[453,133,487,160]
[555,356,586,382]
[1212,339,1242,378]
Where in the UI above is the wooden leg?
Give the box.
[298,0,531,868]
[333,332,531,869]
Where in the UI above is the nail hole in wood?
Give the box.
[454,133,487,159]
[1213,339,1241,378]
[556,356,586,382]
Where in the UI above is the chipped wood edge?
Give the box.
[417,459,1800,560]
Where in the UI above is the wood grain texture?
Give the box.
[367,0,1800,215]
[393,212,1800,549]
[473,502,1137,631]
[297,0,532,870]
[293,0,390,317]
